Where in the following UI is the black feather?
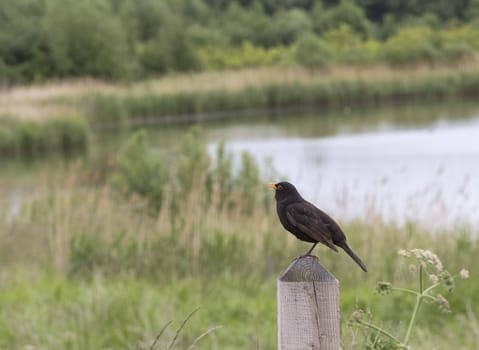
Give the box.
[271,181,367,272]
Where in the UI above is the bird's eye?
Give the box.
[277,185,283,190]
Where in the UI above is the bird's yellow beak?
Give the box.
[269,182,277,190]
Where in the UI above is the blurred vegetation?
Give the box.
[3,65,479,158]
[83,68,479,125]
[0,127,478,349]
[0,115,89,156]
[3,0,479,159]
[2,0,479,84]
[112,128,268,218]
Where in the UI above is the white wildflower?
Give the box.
[429,274,439,284]
[459,268,469,279]
[435,294,451,313]
[409,249,443,272]
[411,249,423,259]
[398,249,409,257]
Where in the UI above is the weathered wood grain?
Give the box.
[278,255,340,350]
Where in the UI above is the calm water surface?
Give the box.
[2,100,479,229]
[213,118,479,229]
[207,102,479,230]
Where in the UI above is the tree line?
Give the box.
[1,0,479,84]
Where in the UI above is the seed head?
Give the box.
[376,281,392,295]
[435,294,451,313]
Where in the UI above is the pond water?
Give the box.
[214,117,479,230]
[2,99,479,230]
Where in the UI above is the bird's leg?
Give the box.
[304,242,318,256]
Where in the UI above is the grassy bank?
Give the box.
[83,66,479,126]
[1,129,477,349]
[2,63,479,157]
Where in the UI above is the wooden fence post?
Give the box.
[277,255,340,350]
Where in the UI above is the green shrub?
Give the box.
[112,130,168,210]
[313,0,372,37]
[437,25,479,62]
[273,8,313,45]
[69,231,109,277]
[174,126,209,195]
[362,39,382,63]
[138,40,170,74]
[323,24,366,64]
[294,33,332,68]
[440,42,474,63]
[43,0,133,79]
[197,41,289,70]
[383,26,439,65]
[112,127,270,215]
[139,21,200,74]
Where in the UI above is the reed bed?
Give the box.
[3,63,479,121]
[0,116,89,156]
[3,63,479,157]
[83,68,479,126]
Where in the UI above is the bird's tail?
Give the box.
[339,243,367,272]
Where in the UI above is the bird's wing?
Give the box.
[286,202,338,252]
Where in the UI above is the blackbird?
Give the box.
[269,181,367,272]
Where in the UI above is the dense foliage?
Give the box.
[2,0,479,83]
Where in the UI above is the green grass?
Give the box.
[0,268,477,350]
[0,272,276,350]
[0,116,89,156]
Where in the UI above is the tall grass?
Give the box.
[83,68,479,126]
[6,64,479,120]
[1,128,478,349]
[0,116,89,156]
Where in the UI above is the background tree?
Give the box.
[43,0,133,79]
[2,0,479,83]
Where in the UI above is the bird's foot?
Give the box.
[294,253,317,260]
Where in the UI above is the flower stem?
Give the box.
[356,319,404,346]
[404,294,422,345]
[391,287,419,296]
[419,263,423,294]
[423,282,441,295]
[404,265,423,345]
